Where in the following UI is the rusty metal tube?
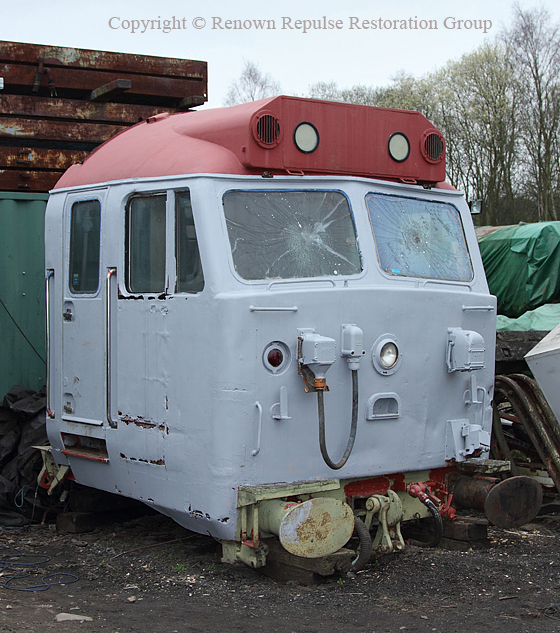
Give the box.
[452,475,498,511]
[453,474,543,529]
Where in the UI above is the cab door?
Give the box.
[61,190,107,426]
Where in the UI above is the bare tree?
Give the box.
[308,80,379,106]
[223,61,280,106]
[430,43,519,225]
[503,5,560,221]
[307,81,343,102]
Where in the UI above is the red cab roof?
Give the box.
[55,96,446,189]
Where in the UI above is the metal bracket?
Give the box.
[270,386,292,420]
[220,541,268,569]
[370,491,405,556]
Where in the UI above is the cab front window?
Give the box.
[223,190,361,280]
[366,194,473,282]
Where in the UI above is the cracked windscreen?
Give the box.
[223,191,362,280]
[366,194,473,281]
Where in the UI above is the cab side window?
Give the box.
[126,194,166,293]
[176,191,204,293]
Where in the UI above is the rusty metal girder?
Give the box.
[0,169,62,192]
[0,63,206,103]
[0,116,123,144]
[0,147,89,171]
[495,374,560,493]
[0,94,170,125]
[0,40,207,80]
[0,40,208,191]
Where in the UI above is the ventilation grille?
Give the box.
[256,114,280,145]
[424,133,444,161]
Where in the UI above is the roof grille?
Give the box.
[424,132,444,162]
[256,114,280,146]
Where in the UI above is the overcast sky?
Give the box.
[4,0,559,108]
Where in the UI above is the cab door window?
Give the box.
[69,199,101,294]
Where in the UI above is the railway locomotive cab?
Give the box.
[44,96,539,571]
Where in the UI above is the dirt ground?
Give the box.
[2,509,560,633]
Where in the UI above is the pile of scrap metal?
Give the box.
[479,223,560,505]
[0,40,208,192]
[0,385,55,526]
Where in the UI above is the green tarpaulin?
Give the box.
[496,303,560,331]
[478,222,560,319]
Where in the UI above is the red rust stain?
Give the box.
[344,473,407,498]
[428,466,454,489]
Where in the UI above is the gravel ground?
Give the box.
[1,511,560,633]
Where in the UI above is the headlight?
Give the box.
[372,335,402,375]
[380,342,398,368]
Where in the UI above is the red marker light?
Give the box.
[267,348,284,368]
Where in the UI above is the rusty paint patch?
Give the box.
[189,509,211,520]
[344,472,406,498]
[119,452,165,466]
[120,414,156,429]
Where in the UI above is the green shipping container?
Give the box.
[0,192,49,398]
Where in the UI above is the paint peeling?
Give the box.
[119,452,165,466]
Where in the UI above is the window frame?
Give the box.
[123,188,205,297]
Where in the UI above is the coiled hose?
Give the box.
[408,498,443,548]
[317,369,358,470]
[351,516,373,572]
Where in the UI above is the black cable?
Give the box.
[0,546,78,591]
[544,603,560,620]
[351,516,372,572]
[408,498,443,548]
[0,297,46,365]
[317,369,359,470]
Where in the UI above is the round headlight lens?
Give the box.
[388,132,410,162]
[294,122,319,153]
[380,342,398,368]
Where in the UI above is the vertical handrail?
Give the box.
[252,402,263,456]
[106,268,117,428]
[45,269,55,419]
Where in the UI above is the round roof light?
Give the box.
[388,132,410,162]
[294,122,319,153]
